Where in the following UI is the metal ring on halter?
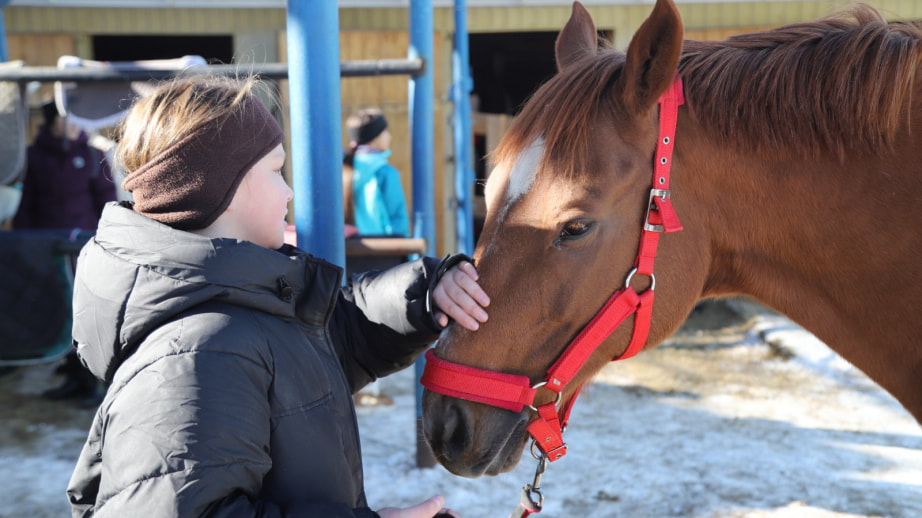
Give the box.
[527,381,562,412]
[624,268,656,291]
[530,439,553,462]
[530,440,543,460]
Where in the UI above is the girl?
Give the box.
[343,108,409,237]
[66,74,487,518]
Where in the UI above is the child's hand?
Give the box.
[431,260,489,331]
[377,495,462,518]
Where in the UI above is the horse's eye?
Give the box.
[557,219,594,242]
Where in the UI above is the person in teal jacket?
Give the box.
[344,109,410,237]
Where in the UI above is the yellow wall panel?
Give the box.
[6,33,73,67]
[5,7,285,34]
[6,33,75,106]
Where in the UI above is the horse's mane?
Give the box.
[494,4,922,175]
[681,4,922,160]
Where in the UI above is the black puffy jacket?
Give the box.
[67,202,446,517]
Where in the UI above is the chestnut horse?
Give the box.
[422,0,922,479]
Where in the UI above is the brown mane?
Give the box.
[495,4,922,172]
[681,4,922,160]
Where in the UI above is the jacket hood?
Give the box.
[72,202,338,383]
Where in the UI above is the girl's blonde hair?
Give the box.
[116,74,269,175]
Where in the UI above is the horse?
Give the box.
[421,0,922,482]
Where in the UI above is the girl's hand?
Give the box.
[431,260,489,331]
[377,495,462,518]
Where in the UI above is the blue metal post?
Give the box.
[452,0,474,255]
[409,0,435,258]
[410,0,436,468]
[286,1,345,267]
[0,1,11,62]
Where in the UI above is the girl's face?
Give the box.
[226,143,293,249]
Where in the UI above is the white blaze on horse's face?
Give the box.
[481,138,545,255]
[505,138,544,204]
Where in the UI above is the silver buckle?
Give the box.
[643,188,671,232]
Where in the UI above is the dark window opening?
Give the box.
[92,35,233,64]
[469,31,558,116]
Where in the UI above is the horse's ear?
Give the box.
[619,0,684,115]
[555,2,598,71]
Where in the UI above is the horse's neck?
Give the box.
[682,136,922,422]
[693,152,915,318]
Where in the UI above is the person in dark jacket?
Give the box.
[65,74,488,518]
[14,100,117,402]
[14,100,116,230]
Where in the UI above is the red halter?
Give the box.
[422,75,685,470]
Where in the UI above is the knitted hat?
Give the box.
[347,112,388,145]
[122,96,284,231]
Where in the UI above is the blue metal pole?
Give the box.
[286,1,345,267]
[0,1,11,62]
[452,0,474,256]
[410,0,436,468]
[409,0,435,258]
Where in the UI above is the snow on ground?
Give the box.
[1,299,920,517]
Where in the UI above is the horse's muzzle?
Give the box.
[422,390,531,477]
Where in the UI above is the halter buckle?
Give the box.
[643,188,672,232]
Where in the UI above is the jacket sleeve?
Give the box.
[73,321,380,518]
[330,254,470,392]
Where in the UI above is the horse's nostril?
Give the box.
[436,401,472,462]
[447,403,471,449]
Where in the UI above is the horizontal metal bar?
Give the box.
[341,58,425,77]
[0,58,424,83]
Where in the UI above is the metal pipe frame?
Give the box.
[0,59,424,83]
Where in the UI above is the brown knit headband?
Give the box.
[122,96,285,231]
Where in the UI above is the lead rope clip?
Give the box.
[510,449,548,517]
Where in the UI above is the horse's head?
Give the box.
[422,0,705,478]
